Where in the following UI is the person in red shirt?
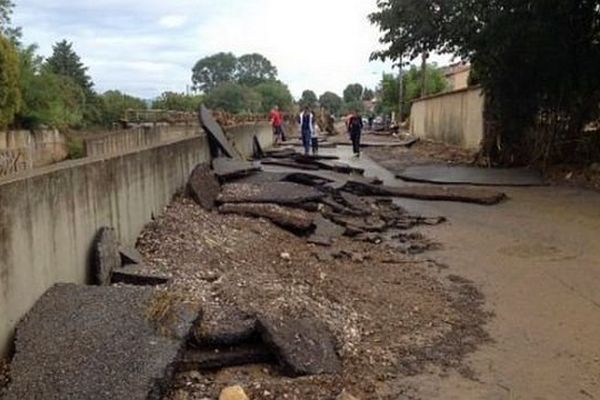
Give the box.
[270,106,286,145]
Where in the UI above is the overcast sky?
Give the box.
[13,0,452,99]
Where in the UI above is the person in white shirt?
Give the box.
[311,122,320,155]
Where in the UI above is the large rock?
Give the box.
[219,386,249,400]
[5,284,201,400]
[219,203,314,232]
[257,316,341,377]
[91,227,121,286]
[217,182,325,205]
[187,163,221,210]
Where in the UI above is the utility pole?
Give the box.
[398,60,404,124]
[420,52,428,98]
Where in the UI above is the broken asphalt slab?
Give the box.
[337,137,419,148]
[199,105,241,160]
[308,214,346,246]
[217,182,326,205]
[177,344,274,372]
[5,283,200,400]
[212,157,261,182]
[397,165,546,187]
[191,305,257,347]
[187,163,221,210]
[257,316,341,377]
[261,158,321,171]
[111,265,171,286]
[119,246,143,265]
[91,227,121,286]
[342,180,507,205]
[219,203,315,232]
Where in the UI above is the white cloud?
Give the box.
[158,15,188,29]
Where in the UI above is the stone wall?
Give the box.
[410,87,484,150]
[0,122,273,356]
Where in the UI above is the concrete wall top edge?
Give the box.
[0,135,204,187]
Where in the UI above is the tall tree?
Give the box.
[204,82,262,114]
[45,40,94,93]
[0,34,21,127]
[152,92,202,112]
[299,90,318,109]
[343,83,364,103]
[376,65,447,118]
[362,88,375,101]
[370,0,600,165]
[101,90,148,125]
[0,0,21,45]
[319,91,343,115]
[191,52,237,93]
[254,80,293,113]
[236,53,278,86]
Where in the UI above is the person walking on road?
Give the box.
[311,121,320,155]
[299,106,315,156]
[270,106,286,145]
[347,110,363,157]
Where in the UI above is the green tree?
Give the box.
[152,92,202,112]
[318,91,343,115]
[20,72,85,129]
[370,0,600,164]
[0,0,20,45]
[101,90,148,124]
[0,34,21,127]
[204,82,261,114]
[376,65,447,118]
[343,83,364,103]
[362,88,375,101]
[254,80,293,113]
[45,40,94,94]
[236,53,278,86]
[16,44,87,129]
[191,52,237,93]
[299,90,317,109]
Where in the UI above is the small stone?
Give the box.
[337,391,360,400]
[172,390,190,400]
[280,252,291,261]
[219,385,249,400]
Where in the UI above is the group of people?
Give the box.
[269,106,363,157]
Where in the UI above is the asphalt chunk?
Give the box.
[217,182,325,205]
[5,284,200,400]
[258,315,342,377]
[187,163,221,210]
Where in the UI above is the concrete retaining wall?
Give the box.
[84,124,199,157]
[410,87,485,149]
[0,122,272,356]
[0,130,69,176]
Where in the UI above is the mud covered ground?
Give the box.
[136,197,491,400]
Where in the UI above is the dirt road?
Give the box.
[362,145,600,399]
